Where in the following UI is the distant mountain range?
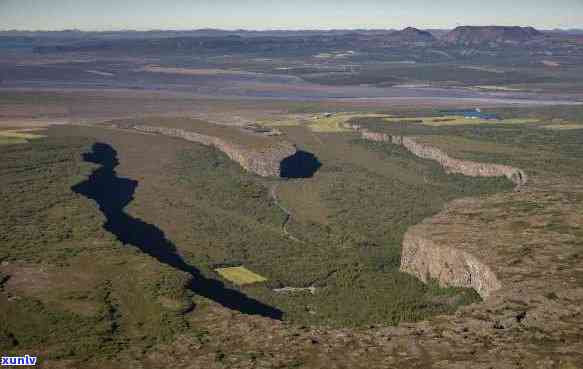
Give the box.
[4,25,581,56]
[0,26,577,40]
[444,26,543,45]
[387,27,436,42]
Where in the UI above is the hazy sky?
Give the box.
[1,0,582,31]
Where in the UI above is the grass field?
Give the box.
[215,267,268,285]
[542,123,583,130]
[382,115,540,126]
[308,113,389,132]
[0,137,28,145]
[262,112,540,134]
[0,129,47,143]
[262,113,391,133]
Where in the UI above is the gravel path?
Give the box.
[270,183,303,243]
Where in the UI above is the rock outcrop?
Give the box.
[351,124,530,298]
[152,180,583,369]
[130,125,297,177]
[358,128,527,187]
[400,219,502,298]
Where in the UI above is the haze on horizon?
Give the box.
[1,0,582,31]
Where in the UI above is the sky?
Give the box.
[1,0,582,31]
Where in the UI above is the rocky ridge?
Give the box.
[349,124,528,297]
[124,124,297,177]
[355,127,527,187]
[400,230,502,299]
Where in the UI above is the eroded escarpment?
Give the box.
[401,229,501,299]
[107,121,298,177]
[136,125,297,177]
[355,127,527,187]
[348,124,525,297]
[149,179,583,369]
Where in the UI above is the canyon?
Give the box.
[355,126,527,187]
[157,171,583,369]
[109,122,298,178]
[349,124,529,297]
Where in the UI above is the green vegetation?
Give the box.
[3,113,557,361]
[352,111,583,179]
[0,130,46,140]
[64,122,488,328]
[381,115,539,126]
[0,130,46,146]
[162,122,518,326]
[0,137,28,145]
[0,137,193,363]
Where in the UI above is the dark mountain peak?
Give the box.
[388,27,435,42]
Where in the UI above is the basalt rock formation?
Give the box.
[123,124,297,178]
[351,124,529,298]
[401,229,502,298]
[357,128,527,187]
[149,178,583,369]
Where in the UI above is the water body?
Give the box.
[72,143,283,320]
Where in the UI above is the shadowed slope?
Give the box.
[280,150,322,179]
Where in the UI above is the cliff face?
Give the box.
[145,174,583,369]
[359,129,527,187]
[401,224,502,298]
[132,125,297,177]
[355,125,529,297]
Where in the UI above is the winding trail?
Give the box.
[270,183,303,243]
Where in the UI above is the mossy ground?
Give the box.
[0,137,193,365]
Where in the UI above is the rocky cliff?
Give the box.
[150,179,583,369]
[358,128,527,187]
[401,218,502,299]
[139,122,581,367]
[353,125,529,297]
[131,125,297,177]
